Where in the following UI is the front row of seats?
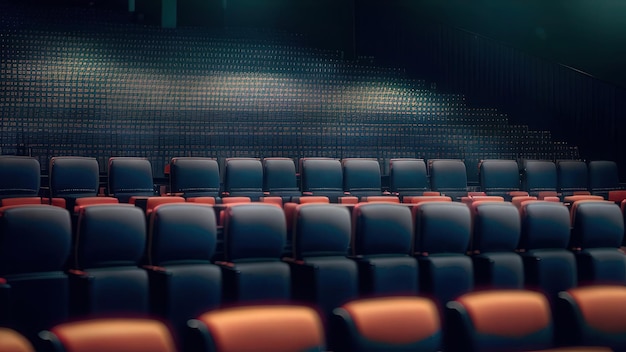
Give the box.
[1,286,625,351]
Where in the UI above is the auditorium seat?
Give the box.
[470,201,524,289]
[39,318,177,352]
[0,205,72,342]
[0,328,34,352]
[331,296,441,352]
[219,203,290,303]
[300,158,345,203]
[351,202,418,296]
[521,160,558,199]
[479,159,525,200]
[412,201,473,308]
[145,203,221,346]
[169,157,221,203]
[262,157,301,204]
[359,195,400,203]
[70,204,149,317]
[142,195,185,217]
[556,285,626,350]
[186,305,325,352]
[49,156,100,210]
[428,159,468,200]
[0,156,41,200]
[222,157,264,201]
[342,158,383,199]
[557,160,591,199]
[410,195,452,205]
[73,196,119,213]
[445,290,554,352]
[289,203,358,323]
[519,201,577,302]
[108,157,156,203]
[570,201,626,285]
[388,158,431,202]
[588,160,620,199]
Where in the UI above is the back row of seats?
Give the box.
[1,200,625,350]
[0,156,622,206]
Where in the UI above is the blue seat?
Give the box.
[146,203,221,346]
[0,205,72,341]
[222,158,263,201]
[342,158,383,199]
[588,160,620,199]
[557,160,590,198]
[428,159,468,200]
[108,157,155,203]
[0,156,41,199]
[479,159,523,200]
[70,204,149,317]
[220,203,290,303]
[331,297,441,352]
[169,157,220,200]
[570,201,626,285]
[521,160,558,198]
[289,203,358,322]
[388,158,430,201]
[300,158,345,203]
[351,202,418,296]
[413,201,473,308]
[470,201,524,289]
[49,157,100,199]
[519,201,577,302]
[262,157,301,203]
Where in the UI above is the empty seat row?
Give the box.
[2,286,625,351]
[2,200,625,348]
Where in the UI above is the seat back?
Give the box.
[588,160,620,198]
[222,203,290,303]
[49,157,100,199]
[519,201,577,299]
[300,158,344,202]
[556,285,626,350]
[0,156,40,199]
[0,205,72,340]
[223,158,263,200]
[41,318,176,352]
[342,158,382,198]
[263,157,301,201]
[73,204,149,316]
[389,158,429,198]
[570,201,626,284]
[521,160,558,197]
[557,160,590,198]
[0,328,34,352]
[291,204,358,318]
[470,202,524,289]
[479,160,521,199]
[108,157,155,203]
[332,297,440,352]
[188,305,325,352]
[352,202,417,295]
[445,290,554,352]
[147,203,221,344]
[169,157,220,198]
[428,159,468,200]
[413,202,473,307]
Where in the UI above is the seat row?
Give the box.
[1,200,625,349]
[0,156,623,207]
[1,285,624,351]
